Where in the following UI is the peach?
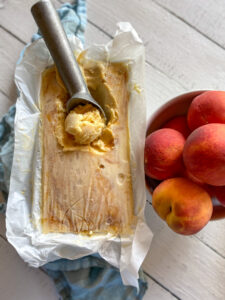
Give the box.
[144,128,185,180]
[152,178,213,235]
[180,166,204,185]
[188,91,225,131]
[162,115,190,138]
[183,123,225,186]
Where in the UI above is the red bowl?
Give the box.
[146,90,225,221]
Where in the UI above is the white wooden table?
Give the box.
[1,1,225,299]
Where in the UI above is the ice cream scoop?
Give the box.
[65,104,105,144]
[31,0,107,122]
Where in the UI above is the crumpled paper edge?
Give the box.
[6,22,153,288]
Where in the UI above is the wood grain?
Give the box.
[0,236,58,300]
[145,203,166,236]
[88,0,225,91]
[154,0,225,49]
[0,215,6,239]
[196,218,225,259]
[0,28,24,100]
[143,226,225,300]
[87,21,186,117]
[144,273,178,300]
[0,91,14,118]
[0,0,61,44]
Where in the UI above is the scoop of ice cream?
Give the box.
[65,104,105,144]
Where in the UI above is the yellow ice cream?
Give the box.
[40,58,135,235]
[65,104,105,144]
[43,61,128,154]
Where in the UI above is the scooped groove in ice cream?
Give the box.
[42,58,129,154]
[65,104,105,144]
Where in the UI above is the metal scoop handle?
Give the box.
[31,0,87,98]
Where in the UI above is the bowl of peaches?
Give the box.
[145,90,225,235]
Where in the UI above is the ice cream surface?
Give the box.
[40,55,135,235]
[65,104,105,144]
[50,58,123,153]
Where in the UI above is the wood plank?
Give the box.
[143,226,225,300]
[88,0,225,91]
[85,22,186,116]
[0,214,6,239]
[196,218,225,258]
[84,21,110,46]
[0,0,60,44]
[144,274,177,300]
[86,22,186,117]
[145,202,166,235]
[0,237,57,300]
[0,28,24,100]
[154,0,225,49]
[0,91,14,118]
[0,0,93,45]
[145,64,185,118]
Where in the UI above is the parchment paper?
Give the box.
[6,22,153,288]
